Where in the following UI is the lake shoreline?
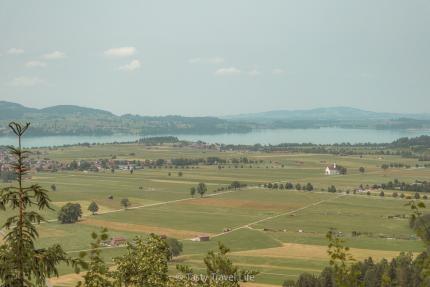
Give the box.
[1,127,430,148]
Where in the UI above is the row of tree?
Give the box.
[264,182,314,191]
[57,199,132,224]
[190,183,208,198]
[378,179,430,193]
[381,163,412,170]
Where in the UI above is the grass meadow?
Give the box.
[1,144,429,286]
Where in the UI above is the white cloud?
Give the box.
[272,68,285,75]
[43,51,66,60]
[25,60,47,68]
[188,57,201,64]
[7,48,24,55]
[248,68,261,77]
[215,67,241,76]
[189,57,224,65]
[104,47,136,58]
[8,77,46,87]
[119,59,141,71]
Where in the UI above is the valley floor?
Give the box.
[1,144,429,286]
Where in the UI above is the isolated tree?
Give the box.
[178,171,183,177]
[165,237,183,258]
[69,160,79,170]
[196,183,207,198]
[359,167,365,174]
[121,198,130,209]
[328,185,337,193]
[381,164,389,171]
[295,183,302,190]
[0,122,81,286]
[76,228,113,287]
[337,165,348,175]
[51,184,57,191]
[230,181,241,190]
[58,203,82,224]
[88,201,99,215]
[190,187,196,198]
[379,191,385,197]
[305,183,314,191]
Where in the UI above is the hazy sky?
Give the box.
[1,0,429,116]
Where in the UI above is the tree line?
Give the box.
[377,179,430,193]
[264,182,314,191]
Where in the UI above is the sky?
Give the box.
[0,0,429,116]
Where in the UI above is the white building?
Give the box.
[325,163,339,175]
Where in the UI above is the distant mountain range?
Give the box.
[224,107,430,121]
[0,101,251,136]
[0,101,429,137]
[224,107,430,130]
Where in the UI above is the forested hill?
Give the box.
[225,107,430,121]
[224,107,430,130]
[1,101,430,136]
[0,101,252,136]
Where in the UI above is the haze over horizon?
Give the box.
[3,100,430,118]
[1,0,429,116]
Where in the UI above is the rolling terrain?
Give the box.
[1,143,429,286]
[1,101,430,137]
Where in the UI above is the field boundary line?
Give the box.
[210,193,345,239]
[45,188,243,223]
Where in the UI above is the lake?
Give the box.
[1,128,430,148]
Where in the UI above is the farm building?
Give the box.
[191,235,210,242]
[325,163,340,175]
[108,237,127,247]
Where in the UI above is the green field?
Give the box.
[2,143,430,286]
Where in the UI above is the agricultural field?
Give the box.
[2,143,430,286]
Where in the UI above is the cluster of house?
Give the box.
[0,152,182,174]
[188,142,221,151]
[102,237,128,247]
[32,159,66,171]
[0,149,10,172]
